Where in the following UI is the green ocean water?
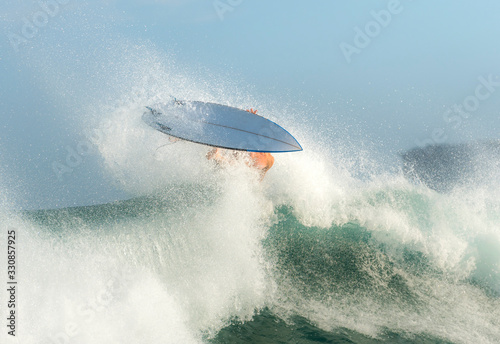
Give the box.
[15,182,500,344]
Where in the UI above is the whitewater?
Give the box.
[1,43,500,344]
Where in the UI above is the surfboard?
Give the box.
[142,99,303,153]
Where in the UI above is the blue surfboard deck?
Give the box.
[142,100,302,153]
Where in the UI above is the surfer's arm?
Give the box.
[247,152,274,181]
[259,154,274,180]
[207,148,228,163]
[206,148,218,160]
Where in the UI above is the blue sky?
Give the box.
[1,0,500,208]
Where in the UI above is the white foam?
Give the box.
[2,21,500,342]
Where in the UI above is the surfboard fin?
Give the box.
[145,106,162,117]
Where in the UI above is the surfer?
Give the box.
[247,151,275,179]
[206,108,274,180]
[206,148,274,180]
